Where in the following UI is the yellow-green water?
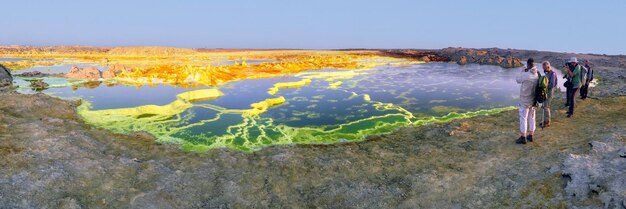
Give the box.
[15,62,526,152]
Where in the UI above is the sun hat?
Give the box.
[568,57,578,63]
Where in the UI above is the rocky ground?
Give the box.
[1,48,625,209]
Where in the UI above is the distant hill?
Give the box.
[107,46,197,56]
[0,45,109,54]
[0,46,199,56]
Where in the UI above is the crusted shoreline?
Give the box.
[1,48,625,208]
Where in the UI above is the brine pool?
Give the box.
[10,62,565,151]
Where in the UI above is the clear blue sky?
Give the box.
[1,0,625,55]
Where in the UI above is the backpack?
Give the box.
[579,65,587,83]
[534,71,548,106]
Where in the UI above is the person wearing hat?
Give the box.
[515,58,539,144]
[564,57,583,118]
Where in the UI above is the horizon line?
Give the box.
[0,45,623,56]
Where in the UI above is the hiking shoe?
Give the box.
[515,136,527,144]
[567,113,573,118]
[527,135,534,142]
[543,121,550,128]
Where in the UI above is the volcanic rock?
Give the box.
[102,64,131,79]
[16,71,48,78]
[457,56,468,65]
[0,64,13,87]
[500,55,523,68]
[29,79,49,91]
[64,66,102,80]
[562,135,626,208]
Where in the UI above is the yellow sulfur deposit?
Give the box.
[79,89,223,128]
[328,81,343,89]
[79,99,192,126]
[363,94,371,101]
[114,54,362,87]
[267,79,312,95]
[176,89,223,102]
[246,96,287,116]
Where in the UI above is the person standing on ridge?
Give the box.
[580,59,594,99]
[541,61,558,127]
[515,58,539,144]
[564,57,583,118]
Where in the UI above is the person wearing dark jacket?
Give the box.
[580,60,594,99]
[564,57,583,118]
[541,61,558,127]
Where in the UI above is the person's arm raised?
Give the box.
[515,68,526,84]
[567,66,574,77]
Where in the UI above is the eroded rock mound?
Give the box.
[379,50,449,62]
[102,64,131,79]
[29,79,49,91]
[439,47,524,68]
[457,56,468,65]
[16,71,48,78]
[478,54,504,65]
[65,66,102,80]
[500,55,523,68]
[0,64,13,87]
[562,133,626,208]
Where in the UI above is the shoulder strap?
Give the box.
[552,71,558,83]
[537,70,541,77]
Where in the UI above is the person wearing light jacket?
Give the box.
[580,59,594,99]
[515,58,539,144]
